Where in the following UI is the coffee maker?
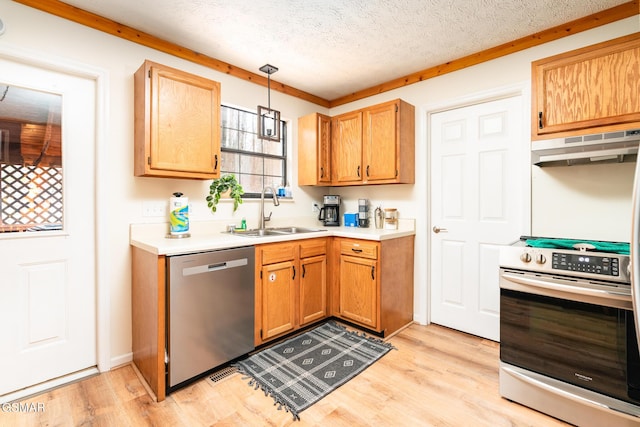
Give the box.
[318,195,340,226]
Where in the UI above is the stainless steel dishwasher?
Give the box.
[167,246,254,389]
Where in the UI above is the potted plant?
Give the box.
[206,173,244,213]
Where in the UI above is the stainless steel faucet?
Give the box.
[259,186,280,230]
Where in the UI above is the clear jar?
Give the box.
[383,208,398,230]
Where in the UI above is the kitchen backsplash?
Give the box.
[531,161,635,242]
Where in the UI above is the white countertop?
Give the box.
[130,218,415,256]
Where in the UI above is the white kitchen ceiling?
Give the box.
[59,0,630,101]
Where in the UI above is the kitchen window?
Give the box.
[220,105,287,197]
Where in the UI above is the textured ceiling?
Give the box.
[54,0,631,100]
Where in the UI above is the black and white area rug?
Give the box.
[234,320,395,420]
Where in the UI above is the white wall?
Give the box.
[0,0,329,366]
[327,16,639,324]
[0,0,637,364]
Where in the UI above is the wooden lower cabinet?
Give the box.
[339,254,378,328]
[300,254,327,325]
[331,235,414,336]
[131,246,167,402]
[259,259,297,340]
[254,238,328,345]
[131,234,413,402]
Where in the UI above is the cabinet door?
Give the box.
[317,114,332,184]
[332,111,363,184]
[135,60,221,179]
[298,113,331,185]
[363,101,397,182]
[300,255,327,326]
[338,255,378,329]
[533,34,640,138]
[260,261,296,340]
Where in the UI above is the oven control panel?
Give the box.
[552,252,619,276]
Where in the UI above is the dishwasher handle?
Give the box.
[182,257,248,276]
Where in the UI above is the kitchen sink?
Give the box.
[270,226,325,234]
[226,226,325,237]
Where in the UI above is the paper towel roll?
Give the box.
[169,192,189,235]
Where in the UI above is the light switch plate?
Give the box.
[142,201,166,217]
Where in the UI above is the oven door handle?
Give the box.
[500,272,632,310]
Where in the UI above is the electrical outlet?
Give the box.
[142,201,167,217]
[311,202,319,213]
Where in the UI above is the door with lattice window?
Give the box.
[0,57,97,398]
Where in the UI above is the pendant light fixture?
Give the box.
[257,64,281,141]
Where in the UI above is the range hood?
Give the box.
[532,128,640,167]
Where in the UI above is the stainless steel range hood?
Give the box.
[532,129,640,166]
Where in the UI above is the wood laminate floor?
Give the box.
[2,323,570,426]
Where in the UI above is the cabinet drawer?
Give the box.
[340,240,378,259]
[299,238,327,258]
[259,243,297,265]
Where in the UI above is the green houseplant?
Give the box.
[206,173,244,213]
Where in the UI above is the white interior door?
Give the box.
[429,94,527,341]
[0,58,97,396]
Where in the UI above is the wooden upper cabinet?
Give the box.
[134,60,221,179]
[298,113,332,185]
[331,110,363,184]
[300,99,415,187]
[362,99,415,184]
[532,33,640,140]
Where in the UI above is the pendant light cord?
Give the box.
[267,73,271,113]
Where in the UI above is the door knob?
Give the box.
[433,226,448,233]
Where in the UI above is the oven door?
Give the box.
[500,268,637,404]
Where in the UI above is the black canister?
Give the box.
[358,199,369,228]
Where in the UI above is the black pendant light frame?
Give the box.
[258,64,281,142]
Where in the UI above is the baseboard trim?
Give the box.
[111,352,133,369]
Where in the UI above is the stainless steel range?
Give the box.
[499,236,640,427]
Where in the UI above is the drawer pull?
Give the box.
[538,111,543,129]
[351,248,363,253]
